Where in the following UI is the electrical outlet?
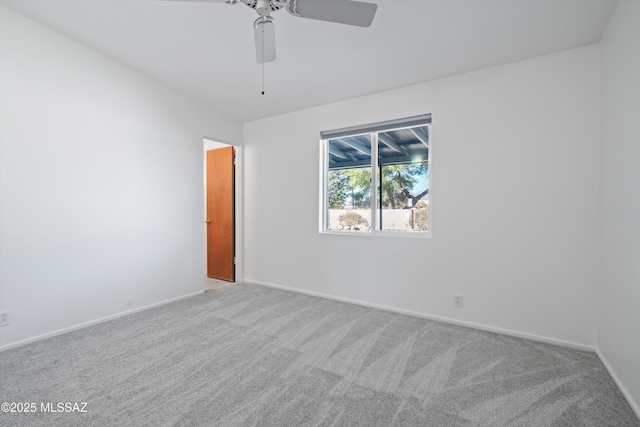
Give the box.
[454,295,463,308]
[0,311,10,327]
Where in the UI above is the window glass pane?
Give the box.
[377,125,429,232]
[326,134,372,232]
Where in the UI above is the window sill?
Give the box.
[320,230,431,239]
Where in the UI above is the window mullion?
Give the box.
[370,132,379,233]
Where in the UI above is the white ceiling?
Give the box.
[1,0,617,122]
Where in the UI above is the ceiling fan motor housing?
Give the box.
[256,0,270,16]
[246,0,286,16]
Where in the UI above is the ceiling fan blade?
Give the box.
[286,0,377,27]
[254,16,276,64]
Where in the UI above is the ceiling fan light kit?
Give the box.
[167,0,377,63]
[254,15,276,63]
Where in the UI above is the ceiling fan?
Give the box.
[168,0,378,63]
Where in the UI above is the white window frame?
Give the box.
[319,115,432,238]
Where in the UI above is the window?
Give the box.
[320,114,431,236]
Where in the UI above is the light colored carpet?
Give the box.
[1,283,638,426]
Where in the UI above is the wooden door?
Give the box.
[206,146,235,281]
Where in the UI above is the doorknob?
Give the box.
[205,220,211,224]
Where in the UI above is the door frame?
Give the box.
[203,138,243,283]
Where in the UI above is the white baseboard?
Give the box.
[244,279,595,352]
[596,349,640,420]
[0,291,204,352]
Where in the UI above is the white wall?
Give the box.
[598,1,640,415]
[0,7,242,348]
[244,45,600,349]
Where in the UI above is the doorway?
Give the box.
[203,139,241,288]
